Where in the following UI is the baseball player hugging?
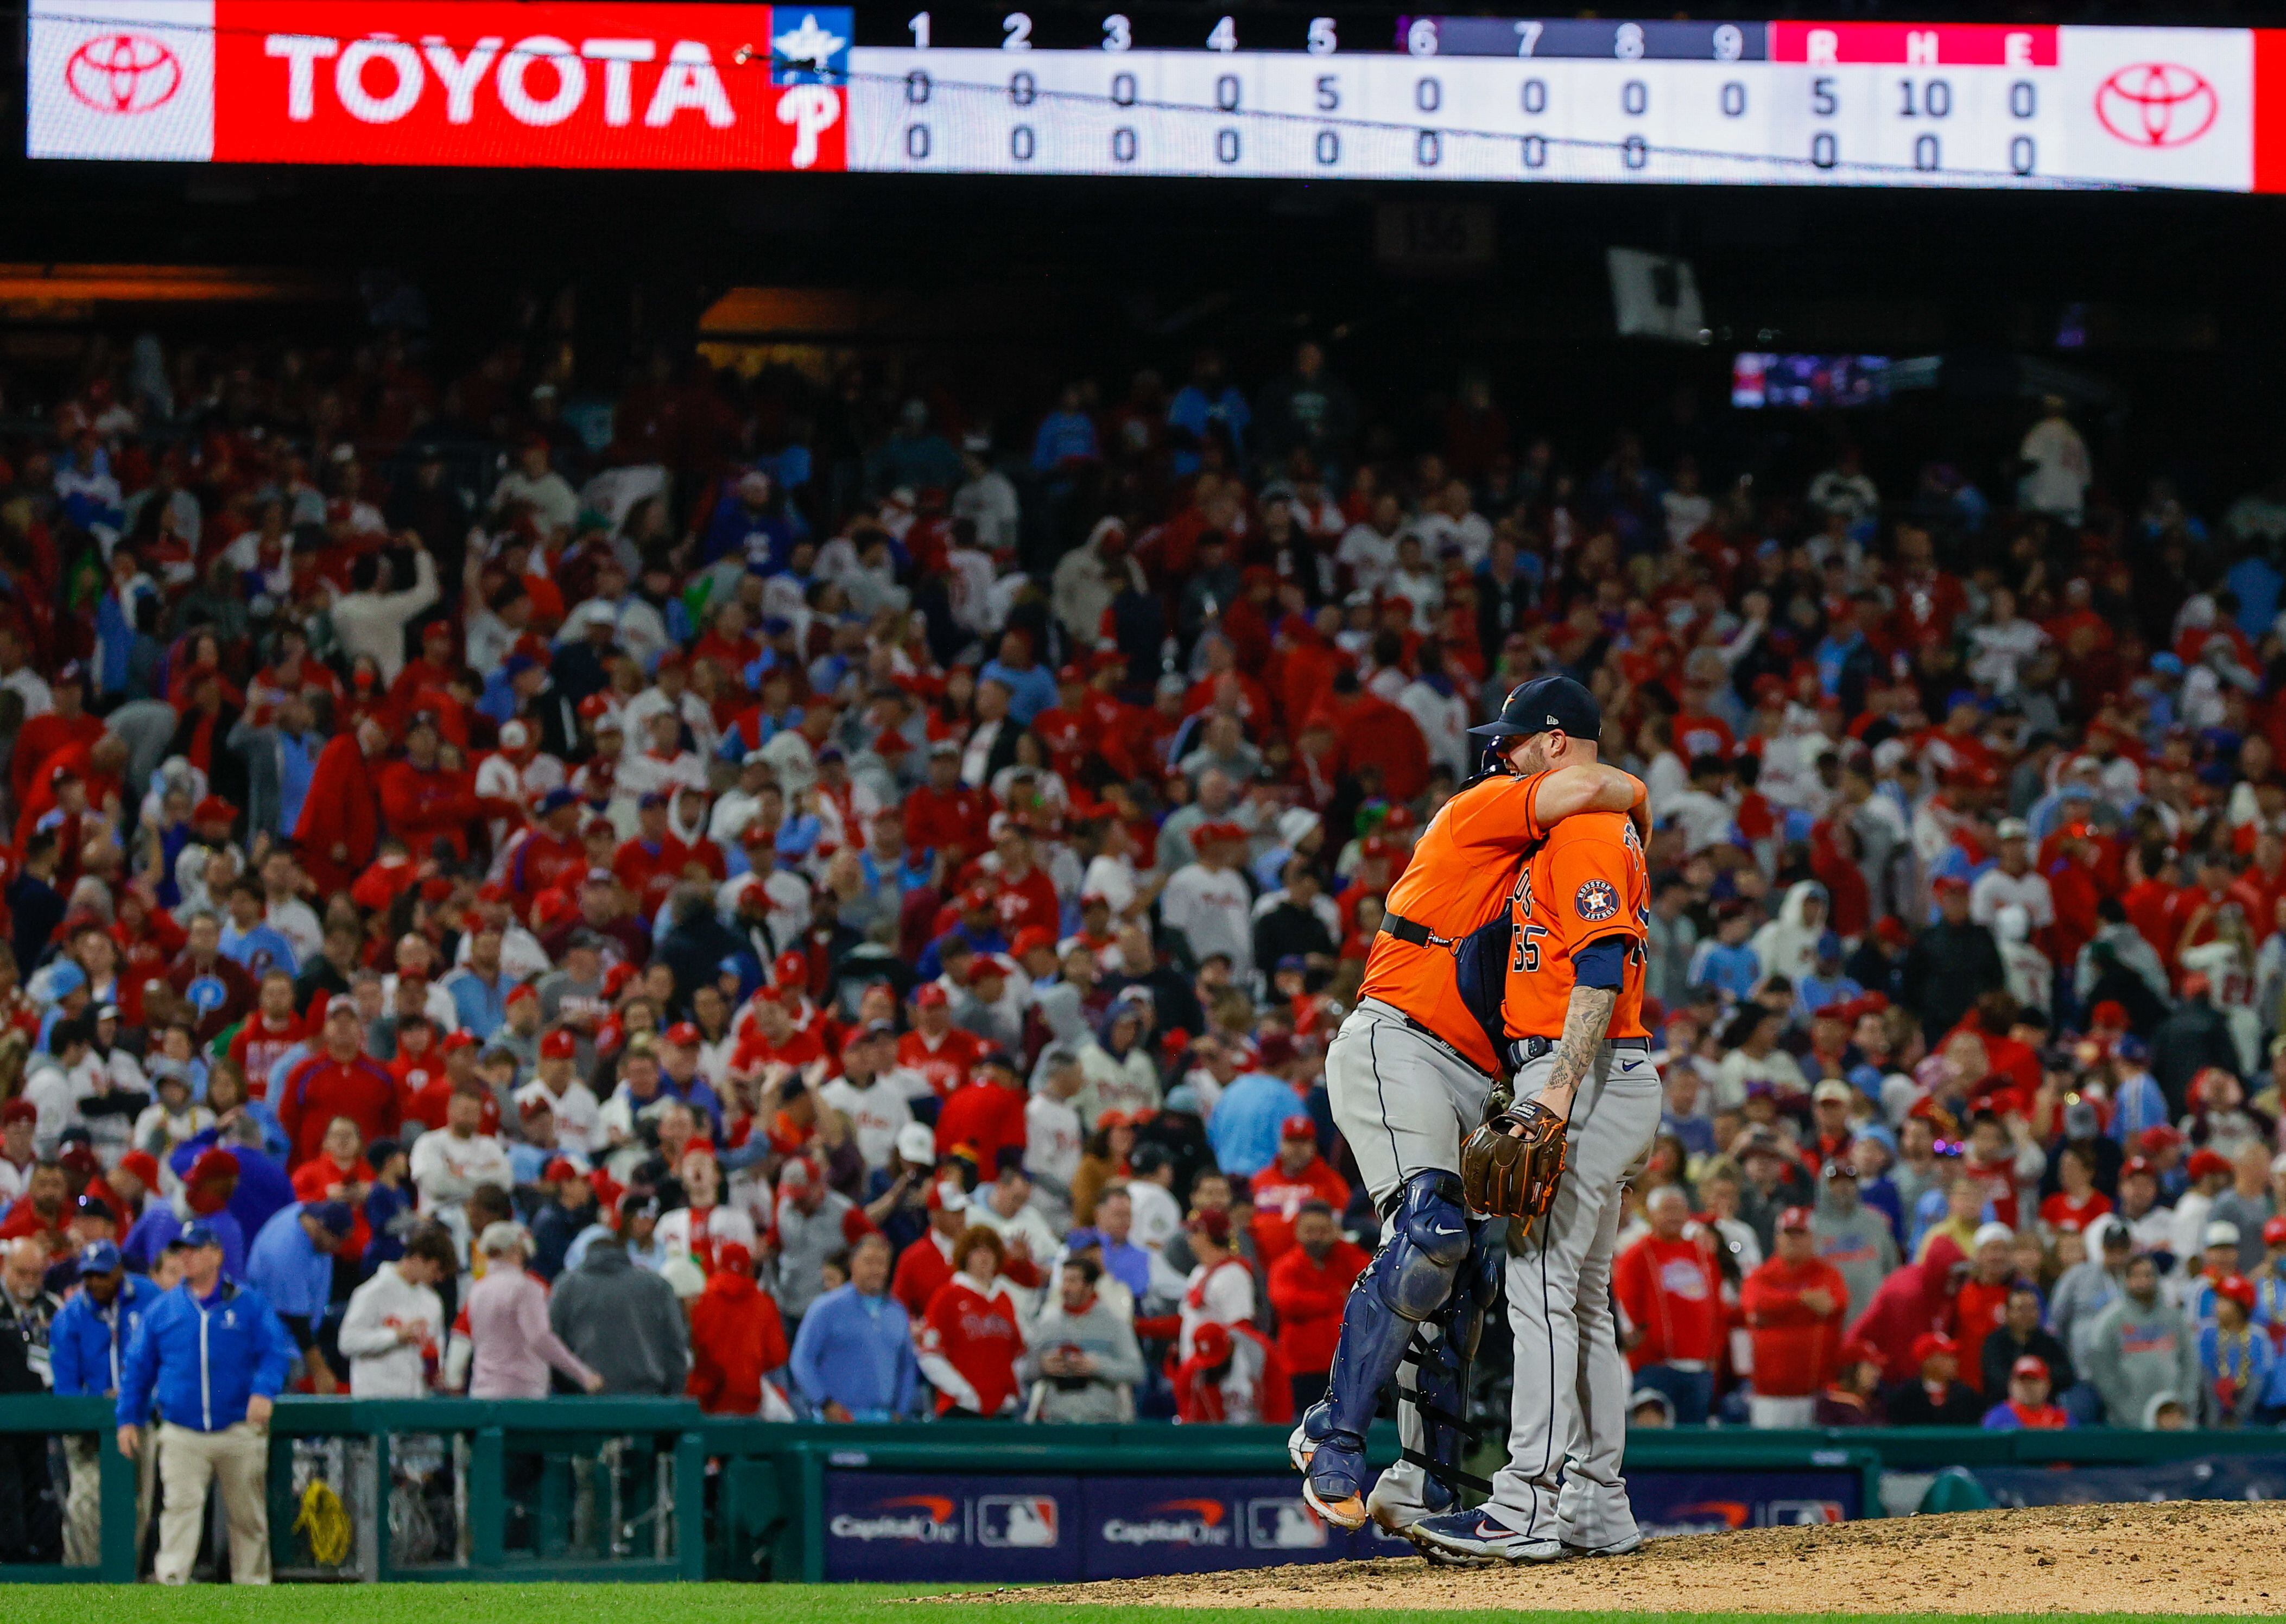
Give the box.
[1291,675,1650,1551]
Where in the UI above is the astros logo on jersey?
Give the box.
[1574,879,1619,922]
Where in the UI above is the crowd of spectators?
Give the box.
[3,318,2286,1546]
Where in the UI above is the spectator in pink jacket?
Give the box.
[465,1221,604,1399]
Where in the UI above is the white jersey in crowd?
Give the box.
[1158,861,1255,980]
[1970,866,2055,931]
[514,1077,602,1157]
[1177,1255,1255,1360]
[338,1260,445,1397]
[818,1075,914,1170]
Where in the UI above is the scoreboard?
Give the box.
[849,18,2257,187]
[26,0,2286,191]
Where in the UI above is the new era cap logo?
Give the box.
[1547,715,1560,726]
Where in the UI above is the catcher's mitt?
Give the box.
[1461,1099,1567,1233]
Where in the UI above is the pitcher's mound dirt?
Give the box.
[967,1501,2286,1614]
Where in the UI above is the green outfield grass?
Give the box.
[0,1585,2253,1624]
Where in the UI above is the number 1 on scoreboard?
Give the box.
[908,10,928,46]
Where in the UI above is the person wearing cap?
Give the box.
[1737,1207,1850,1429]
[1898,876,2005,1046]
[1948,1220,2023,1388]
[375,704,502,865]
[516,1027,603,1158]
[1300,677,1651,1542]
[891,1178,973,1321]
[243,1197,358,1393]
[820,1023,916,1174]
[767,1155,876,1326]
[1160,817,1258,984]
[115,1217,296,1583]
[2170,1146,2239,1269]
[2084,1250,2201,1428]
[50,1238,159,1560]
[2194,1270,2268,1425]
[336,1226,458,1397]
[1205,1037,1308,1182]
[1884,1331,1983,1426]
[275,1001,399,1169]
[1249,1116,1352,1263]
[1969,817,2055,934]
[685,1241,794,1418]
[465,1221,605,1400]
[2049,1216,2135,1402]
[1980,1351,2072,1430]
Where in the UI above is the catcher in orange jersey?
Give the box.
[1410,673,1658,1568]
[1289,679,1648,1537]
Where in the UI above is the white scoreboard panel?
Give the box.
[845,18,2268,190]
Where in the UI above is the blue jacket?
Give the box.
[244,1204,335,1322]
[788,1284,919,1420]
[116,1278,295,1431]
[51,1274,161,1396]
[123,1205,246,1282]
[1207,1071,1303,1179]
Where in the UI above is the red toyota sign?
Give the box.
[203,0,843,168]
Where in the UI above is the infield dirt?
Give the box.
[970,1501,2286,1614]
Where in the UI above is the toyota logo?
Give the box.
[2093,61,2217,149]
[64,33,181,115]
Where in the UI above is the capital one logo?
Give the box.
[2093,62,2218,149]
[65,33,181,115]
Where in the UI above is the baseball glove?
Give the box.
[1460,1099,1568,1232]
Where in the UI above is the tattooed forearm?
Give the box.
[1542,984,1618,1107]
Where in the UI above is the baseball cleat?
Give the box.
[1290,1418,1371,1531]
[1564,1531,1644,1557]
[1406,1508,1566,1566]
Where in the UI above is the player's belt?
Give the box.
[1505,1035,1652,1067]
[1378,912,1457,950]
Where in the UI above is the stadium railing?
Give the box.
[11,1397,2286,1582]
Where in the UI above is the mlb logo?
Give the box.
[976,1494,1060,1549]
[1245,1498,1329,1550]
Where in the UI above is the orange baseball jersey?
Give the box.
[1357,771,1554,1075]
[1501,809,1651,1043]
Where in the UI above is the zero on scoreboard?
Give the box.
[25,0,2286,191]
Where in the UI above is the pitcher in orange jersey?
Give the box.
[1291,675,1647,1535]
[1409,674,1662,1568]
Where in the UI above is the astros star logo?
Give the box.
[772,12,847,74]
[1574,879,1619,922]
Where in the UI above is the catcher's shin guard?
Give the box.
[1296,1171,1470,1527]
[1398,1215,1504,1512]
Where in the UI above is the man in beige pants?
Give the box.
[48,1239,160,1565]
[114,1222,296,1583]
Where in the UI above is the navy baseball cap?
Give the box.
[308,1201,354,1238]
[77,1240,122,1276]
[180,1220,223,1250]
[1468,675,1602,745]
